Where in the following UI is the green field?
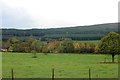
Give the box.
[2,52,118,78]
[73,40,100,44]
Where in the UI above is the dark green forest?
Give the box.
[1,23,118,41]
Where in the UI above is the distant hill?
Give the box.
[1,23,118,41]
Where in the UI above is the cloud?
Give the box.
[1,0,118,29]
[2,3,39,29]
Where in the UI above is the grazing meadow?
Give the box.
[2,52,118,78]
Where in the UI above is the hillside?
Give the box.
[1,23,118,41]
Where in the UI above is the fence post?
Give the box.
[89,68,91,80]
[11,68,14,80]
[52,68,54,80]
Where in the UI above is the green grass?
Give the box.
[2,52,118,78]
[73,40,100,44]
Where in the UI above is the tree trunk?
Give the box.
[112,55,114,63]
[112,51,115,63]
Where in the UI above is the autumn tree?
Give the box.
[42,44,49,54]
[20,42,30,52]
[97,32,120,62]
[73,43,81,53]
[47,41,60,53]
[73,43,96,53]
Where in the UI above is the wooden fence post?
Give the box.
[89,68,91,80]
[52,68,54,80]
[11,68,14,80]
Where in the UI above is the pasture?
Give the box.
[73,40,100,44]
[2,52,118,78]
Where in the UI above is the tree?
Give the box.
[73,43,96,53]
[25,37,35,49]
[10,37,20,52]
[2,39,11,50]
[10,37,19,44]
[59,38,74,53]
[42,45,49,54]
[47,41,60,53]
[31,39,43,52]
[73,43,81,53]
[31,50,37,58]
[97,32,120,62]
[20,42,30,52]
[11,43,20,52]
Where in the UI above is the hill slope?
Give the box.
[1,23,118,41]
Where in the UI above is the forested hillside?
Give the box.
[2,23,118,41]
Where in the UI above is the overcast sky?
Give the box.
[1,0,119,29]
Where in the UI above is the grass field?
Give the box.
[2,52,118,78]
[73,40,100,44]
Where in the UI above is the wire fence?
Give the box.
[2,68,118,79]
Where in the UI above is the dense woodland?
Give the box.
[1,23,118,41]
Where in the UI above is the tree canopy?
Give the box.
[97,32,120,54]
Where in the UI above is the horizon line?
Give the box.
[1,22,118,30]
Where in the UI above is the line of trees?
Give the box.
[2,32,120,56]
[2,37,97,53]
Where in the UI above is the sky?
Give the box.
[1,0,120,29]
